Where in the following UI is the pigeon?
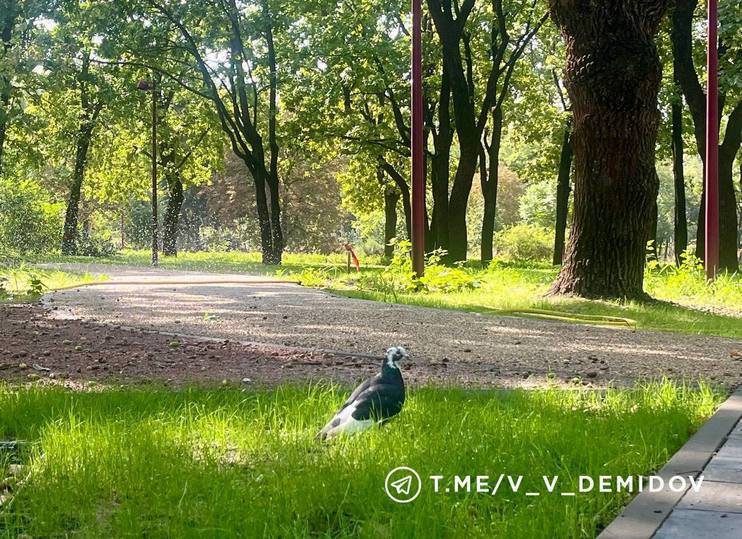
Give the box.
[317,346,407,440]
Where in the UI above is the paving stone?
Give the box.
[654,508,742,539]
[703,452,742,483]
[677,481,742,513]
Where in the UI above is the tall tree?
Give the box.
[671,0,740,272]
[548,0,669,298]
[121,0,286,264]
[0,0,56,174]
[427,0,546,262]
[59,50,104,254]
[670,75,687,265]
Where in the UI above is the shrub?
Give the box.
[495,224,552,262]
[357,241,479,299]
[0,178,63,254]
[74,236,118,258]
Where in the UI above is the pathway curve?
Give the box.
[41,263,742,388]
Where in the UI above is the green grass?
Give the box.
[0,265,103,302]
[328,262,742,339]
[0,382,721,538]
[29,249,386,276]
[26,250,742,338]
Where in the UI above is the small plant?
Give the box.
[26,274,45,297]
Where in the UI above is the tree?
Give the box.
[118,0,287,264]
[548,0,669,298]
[427,0,545,262]
[284,0,414,253]
[671,0,740,272]
[0,1,57,174]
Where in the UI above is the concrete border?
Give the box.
[599,387,742,539]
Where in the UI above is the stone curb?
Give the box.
[598,387,742,539]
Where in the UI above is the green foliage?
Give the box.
[0,178,63,254]
[495,224,552,262]
[73,236,118,258]
[356,240,478,299]
[518,181,556,228]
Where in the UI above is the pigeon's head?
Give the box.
[384,346,408,370]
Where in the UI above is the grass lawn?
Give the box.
[0,265,103,302]
[28,250,742,339]
[0,382,721,538]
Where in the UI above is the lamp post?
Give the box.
[704,0,718,279]
[411,0,425,277]
[138,77,159,267]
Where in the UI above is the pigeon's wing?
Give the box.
[349,382,405,423]
[338,374,379,411]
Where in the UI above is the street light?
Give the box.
[137,77,159,267]
[705,0,719,279]
[411,0,425,277]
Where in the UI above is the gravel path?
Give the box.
[42,264,742,388]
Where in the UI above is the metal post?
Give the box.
[150,78,159,267]
[705,0,718,279]
[411,0,425,277]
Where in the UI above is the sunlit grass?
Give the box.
[29,249,387,276]
[0,265,103,301]
[0,381,721,538]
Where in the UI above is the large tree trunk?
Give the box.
[162,173,184,256]
[553,119,573,265]
[480,107,503,263]
[671,90,687,265]
[548,0,667,299]
[61,122,95,254]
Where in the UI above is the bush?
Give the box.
[357,241,479,299]
[74,236,118,258]
[0,178,63,254]
[495,224,552,262]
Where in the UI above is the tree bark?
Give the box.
[548,0,668,299]
[670,88,687,265]
[61,53,102,255]
[480,107,503,263]
[264,0,283,265]
[429,63,452,254]
[61,121,96,254]
[378,157,412,240]
[383,186,399,259]
[553,119,573,265]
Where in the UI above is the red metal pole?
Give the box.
[705,0,718,279]
[411,0,425,277]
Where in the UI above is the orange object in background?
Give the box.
[343,243,360,272]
